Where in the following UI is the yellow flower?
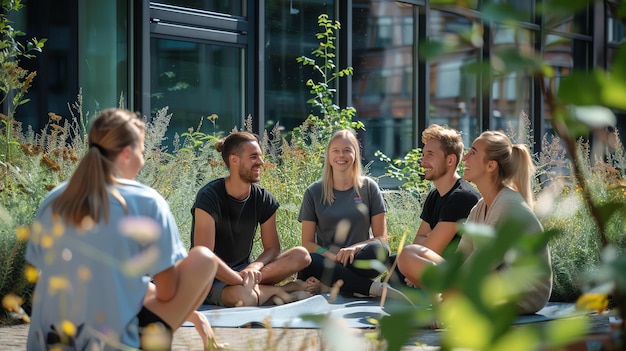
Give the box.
[61,320,76,337]
[52,222,65,237]
[24,265,39,283]
[140,322,171,350]
[77,266,92,281]
[41,235,53,248]
[48,276,70,294]
[576,293,608,314]
[2,293,24,312]
[15,226,30,241]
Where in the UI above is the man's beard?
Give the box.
[239,167,260,183]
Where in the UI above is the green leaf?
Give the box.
[574,105,616,130]
[565,69,626,110]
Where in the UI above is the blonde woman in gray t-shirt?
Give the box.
[298,130,395,298]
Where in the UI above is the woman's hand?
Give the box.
[335,247,359,266]
[187,310,225,349]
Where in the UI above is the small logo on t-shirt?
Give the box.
[354,196,363,204]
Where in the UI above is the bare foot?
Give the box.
[282,279,308,292]
[271,290,311,305]
[305,277,332,294]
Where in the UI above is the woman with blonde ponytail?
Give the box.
[27,108,222,350]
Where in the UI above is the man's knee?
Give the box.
[286,246,312,267]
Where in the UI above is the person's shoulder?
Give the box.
[453,179,481,198]
[305,179,324,191]
[117,179,163,200]
[198,178,225,192]
[251,182,276,198]
[360,176,378,186]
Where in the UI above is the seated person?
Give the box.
[388,124,480,288]
[191,131,312,307]
[298,130,392,298]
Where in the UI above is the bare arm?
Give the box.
[302,219,337,261]
[252,212,281,268]
[412,220,460,255]
[193,208,244,286]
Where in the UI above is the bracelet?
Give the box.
[316,247,328,254]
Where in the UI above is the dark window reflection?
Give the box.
[264,0,334,132]
[491,25,532,134]
[151,38,243,147]
[353,0,415,169]
[429,10,479,146]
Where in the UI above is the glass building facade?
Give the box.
[7,0,626,184]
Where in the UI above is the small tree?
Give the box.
[295,14,362,148]
[0,0,46,180]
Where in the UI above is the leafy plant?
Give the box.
[0,0,46,172]
[294,14,363,148]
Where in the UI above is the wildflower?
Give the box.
[61,320,77,337]
[140,322,172,350]
[50,123,65,132]
[576,292,609,314]
[41,155,62,172]
[207,113,219,121]
[41,235,54,248]
[48,112,63,122]
[24,265,39,283]
[52,222,65,237]
[21,71,37,94]
[15,226,30,241]
[48,276,70,294]
[1,293,30,323]
[77,266,92,281]
[2,293,24,312]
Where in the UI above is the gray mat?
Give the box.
[183,294,578,329]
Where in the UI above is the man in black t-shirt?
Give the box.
[391,124,481,287]
[191,132,311,307]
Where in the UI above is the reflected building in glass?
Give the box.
[7,0,626,184]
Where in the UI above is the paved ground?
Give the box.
[0,322,442,350]
[0,314,614,350]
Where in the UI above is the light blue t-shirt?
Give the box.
[26,178,187,350]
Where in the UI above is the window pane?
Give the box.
[264,0,334,132]
[543,0,590,35]
[607,16,625,45]
[353,0,415,173]
[492,0,532,22]
[79,0,128,113]
[429,10,479,147]
[542,35,591,137]
[491,26,533,135]
[153,0,244,16]
[151,38,244,145]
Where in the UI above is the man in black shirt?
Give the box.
[392,124,481,287]
[192,132,311,306]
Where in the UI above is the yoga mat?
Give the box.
[183,294,578,329]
